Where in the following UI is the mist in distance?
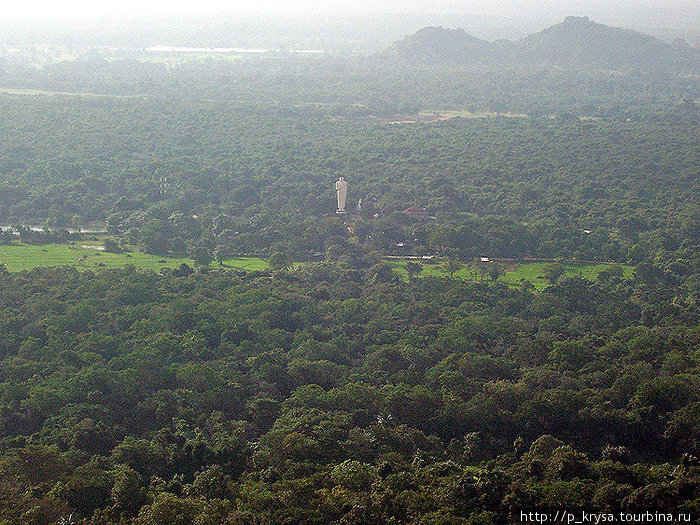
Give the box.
[1,0,698,50]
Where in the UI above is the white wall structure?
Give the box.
[335,177,348,213]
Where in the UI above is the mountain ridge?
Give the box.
[385,16,699,71]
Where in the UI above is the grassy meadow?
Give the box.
[387,258,634,289]
[0,242,631,289]
[0,242,269,273]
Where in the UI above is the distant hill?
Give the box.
[385,17,699,71]
[383,26,492,64]
[517,16,681,69]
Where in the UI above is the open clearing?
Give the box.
[420,110,530,119]
[387,258,634,289]
[0,243,269,273]
[0,88,145,99]
[380,109,530,125]
[219,257,270,271]
[0,243,629,286]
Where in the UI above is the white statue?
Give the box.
[335,177,348,214]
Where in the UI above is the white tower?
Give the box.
[335,177,348,214]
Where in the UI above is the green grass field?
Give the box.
[0,242,630,287]
[219,257,270,271]
[0,243,269,273]
[388,258,633,289]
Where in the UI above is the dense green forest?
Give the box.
[0,95,697,263]
[0,14,698,525]
[0,259,698,524]
[1,53,697,115]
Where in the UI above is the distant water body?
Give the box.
[145,46,325,54]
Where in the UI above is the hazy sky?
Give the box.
[0,0,401,17]
[0,0,698,44]
[1,0,697,19]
